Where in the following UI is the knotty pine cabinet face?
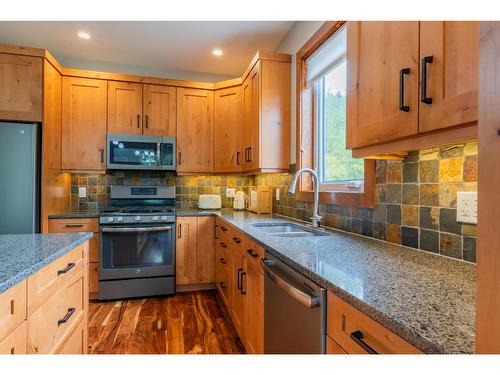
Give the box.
[242,63,261,171]
[176,88,214,173]
[0,53,42,122]
[418,21,479,133]
[214,86,243,173]
[242,259,264,354]
[347,21,420,148]
[143,84,176,137]
[62,77,107,172]
[107,81,143,135]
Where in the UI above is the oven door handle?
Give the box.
[101,226,173,233]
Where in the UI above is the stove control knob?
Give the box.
[152,216,159,221]
[116,216,124,223]
[135,216,142,222]
[160,216,168,221]
[107,217,114,223]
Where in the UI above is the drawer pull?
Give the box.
[58,307,76,326]
[220,242,227,248]
[350,330,378,354]
[221,226,227,232]
[65,224,84,228]
[10,299,14,315]
[237,268,243,290]
[57,263,76,276]
[246,249,259,258]
[232,237,241,244]
[219,257,226,264]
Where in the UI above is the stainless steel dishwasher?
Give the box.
[262,252,326,354]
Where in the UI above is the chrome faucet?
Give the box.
[288,168,322,228]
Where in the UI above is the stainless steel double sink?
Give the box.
[251,222,330,238]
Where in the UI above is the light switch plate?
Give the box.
[78,186,87,198]
[226,188,236,198]
[275,188,280,201]
[456,191,478,224]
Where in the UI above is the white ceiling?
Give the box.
[0,21,295,82]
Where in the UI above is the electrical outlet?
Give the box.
[275,188,280,201]
[78,186,87,198]
[226,188,236,198]
[456,191,478,224]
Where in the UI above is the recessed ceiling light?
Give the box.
[78,31,91,40]
[212,48,223,56]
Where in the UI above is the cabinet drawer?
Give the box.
[27,243,87,315]
[89,262,99,295]
[0,280,26,342]
[326,335,347,354]
[49,218,99,233]
[0,321,27,354]
[27,270,85,354]
[243,238,264,273]
[56,318,87,354]
[327,292,422,354]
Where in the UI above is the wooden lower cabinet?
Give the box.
[176,216,215,288]
[214,218,264,354]
[327,292,421,354]
[0,241,89,354]
[49,218,99,298]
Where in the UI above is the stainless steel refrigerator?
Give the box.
[0,122,40,234]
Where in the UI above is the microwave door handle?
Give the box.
[157,142,161,167]
[101,226,172,233]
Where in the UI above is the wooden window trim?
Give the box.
[295,21,375,208]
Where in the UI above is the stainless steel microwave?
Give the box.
[107,134,176,171]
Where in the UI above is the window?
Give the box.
[296,21,375,207]
[310,25,364,191]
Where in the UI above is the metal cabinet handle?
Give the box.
[58,307,76,326]
[237,268,243,290]
[178,224,182,238]
[178,152,182,165]
[350,330,378,354]
[241,272,247,295]
[232,237,241,244]
[246,249,259,258]
[57,263,75,276]
[65,224,84,228]
[219,257,226,264]
[99,149,104,163]
[248,147,253,162]
[421,56,433,104]
[221,226,227,232]
[137,114,141,128]
[220,242,227,248]
[261,259,320,308]
[236,151,240,165]
[399,68,410,112]
[145,114,149,128]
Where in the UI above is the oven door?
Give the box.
[100,224,175,280]
[107,134,161,170]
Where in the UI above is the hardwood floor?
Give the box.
[88,290,245,354]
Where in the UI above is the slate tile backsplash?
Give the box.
[70,140,478,263]
[255,141,478,263]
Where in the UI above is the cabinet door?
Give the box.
[195,216,215,284]
[176,88,214,173]
[230,252,245,338]
[108,81,143,135]
[347,21,419,148]
[419,21,479,133]
[175,216,197,285]
[243,260,264,354]
[62,77,107,171]
[143,84,177,136]
[0,54,42,122]
[242,74,253,170]
[214,86,243,173]
[249,63,261,170]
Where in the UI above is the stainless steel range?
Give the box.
[99,186,176,300]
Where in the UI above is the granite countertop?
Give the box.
[0,232,93,293]
[179,209,476,354]
[48,211,100,219]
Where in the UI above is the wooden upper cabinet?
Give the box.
[419,21,479,133]
[176,88,214,174]
[143,84,176,137]
[242,73,253,170]
[62,77,107,171]
[0,54,42,122]
[108,81,143,135]
[214,86,243,173]
[347,21,419,148]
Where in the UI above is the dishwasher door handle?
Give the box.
[261,259,320,309]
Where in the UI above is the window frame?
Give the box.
[295,21,375,208]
